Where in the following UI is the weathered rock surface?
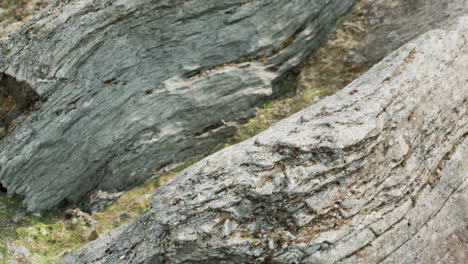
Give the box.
[346,0,468,65]
[0,0,357,211]
[60,17,468,264]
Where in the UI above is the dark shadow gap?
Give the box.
[0,182,7,193]
[0,72,40,136]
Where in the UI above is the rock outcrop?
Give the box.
[60,17,468,264]
[346,0,468,65]
[0,0,357,211]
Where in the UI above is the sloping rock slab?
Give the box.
[346,0,468,65]
[0,0,356,211]
[60,16,468,264]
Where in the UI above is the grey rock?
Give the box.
[88,191,124,212]
[116,212,132,222]
[7,244,32,264]
[346,0,468,65]
[11,211,25,223]
[0,0,357,212]
[59,16,468,264]
[65,208,97,227]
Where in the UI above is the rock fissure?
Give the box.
[0,73,40,137]
[0,182,7,193]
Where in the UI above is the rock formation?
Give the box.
[0,0,356,211]
[346,0,468,65]
[59,16,468,264]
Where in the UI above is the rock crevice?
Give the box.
[0,73,40,136]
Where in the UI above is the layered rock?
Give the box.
[0,0,357,211]
[60,17,468,264]
[346,0,468,65]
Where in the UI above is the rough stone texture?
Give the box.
[346,0,468,65]
[59,16,468,264]
[0,0,357,212]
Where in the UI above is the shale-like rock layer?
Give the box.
[0,0,356,211]
[60,17,468,264]
[347,0,468,65]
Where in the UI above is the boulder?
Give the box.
[346,0,468,65]
[0,0,356,211]
[59,16,468,264]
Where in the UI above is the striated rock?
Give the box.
[60,17,468,264]
[346,0,468,65]
[0,0,357,211]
